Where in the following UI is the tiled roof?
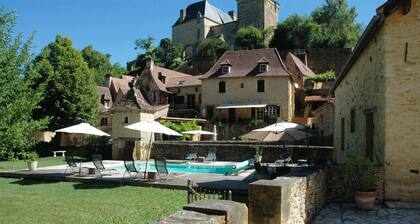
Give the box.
[201,48,291,79]
[305,95,329,103]
[174,0,234,26]
[146,65,202,91]
[286,53,315,77]
[110,75,134,95]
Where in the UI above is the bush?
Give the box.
[342,151,379,192]
[305,70,336,83]
[22,151,39,161]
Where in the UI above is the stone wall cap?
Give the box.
[184,200,248,224]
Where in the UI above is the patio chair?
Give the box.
[122,160,141,181]
[154,157,174,181]
[185,148,198,161]
[64,153,80,174]
[92,154,118,177]
[275,152,292,166]
[204,147,217,162]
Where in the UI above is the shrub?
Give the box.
[341,151,378,192]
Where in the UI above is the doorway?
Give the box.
[228,108,236,123]
[365,113,374,161]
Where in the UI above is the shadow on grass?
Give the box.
[72,182,122,190]
[10,178,62,185]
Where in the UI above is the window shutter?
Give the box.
[276,106,281,117]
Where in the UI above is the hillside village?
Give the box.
[0,0,419,223]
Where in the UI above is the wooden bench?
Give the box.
[53,150,66,157]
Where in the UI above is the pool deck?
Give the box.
[0,160,255,194]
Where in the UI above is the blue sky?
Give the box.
[2,0,385,66]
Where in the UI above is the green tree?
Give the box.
[153,38,185,69]
[270,15,319,50]
[235,26,267,50]
[32,36,98,130]
[192,38,230,74]
[0,7,48,160]
[81,45,126,85]
[160,120,200,140]
[311,0,361,48]
[134,35,155,69]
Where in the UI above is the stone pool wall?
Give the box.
[151,141,333,164]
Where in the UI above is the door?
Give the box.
[187,95,195,109]
[228,108,236,123]
[365,113,374,161]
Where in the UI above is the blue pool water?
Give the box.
[111,160,252,175]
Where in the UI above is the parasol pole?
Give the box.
[144,132,153,179]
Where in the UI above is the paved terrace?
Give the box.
[0,160,255,194]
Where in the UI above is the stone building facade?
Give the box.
[332,0,420,202]
[172,0,279,57]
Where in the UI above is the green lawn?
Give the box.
[0,177,185,224]
[0,157,66,171]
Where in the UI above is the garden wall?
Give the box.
[151,141,333,164]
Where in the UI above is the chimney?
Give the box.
[228,11,236,20]
[104,74,112,88]
[145,58,154,71]
[180,9,186,21]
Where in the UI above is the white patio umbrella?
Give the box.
[244,121,310,145]
[252,122,307,133]
[125,121,181,179]
[181,130,216,135]
[56,123,110,175]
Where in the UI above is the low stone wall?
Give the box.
[249,168,327,224]
[325,166,385,203]
[151,141,333,164]
[151,200,248,224]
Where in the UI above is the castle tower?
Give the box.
[237,0,279,30]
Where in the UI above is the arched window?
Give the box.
[219,81,226,93]
[257,80,265,92]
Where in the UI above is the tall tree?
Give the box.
[0,7,48,160]
[270,15,319,50]
[311,0,361,48]
[192,38,230,74]
[81,45,126,85]
[153,38,185,69]
[33,36,98,130]
[134,35,155,69]
[235,26,267,50]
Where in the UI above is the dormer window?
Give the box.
[259,64,268,73]
[158,72,165,84]
[221,65,230,74]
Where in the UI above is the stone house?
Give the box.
[173,0,279,57]
[200,48,295,124]
[331,0,420,202]
[96,86,113,134]
[136,59,202,118]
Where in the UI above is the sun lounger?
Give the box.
[122,160,141,180]
[185,148,198,161]
[154,157,174,181]
[204,148,217,162]
[92,154,118,177]
[64,153,79,174]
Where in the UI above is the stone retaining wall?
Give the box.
[151,141,333,164]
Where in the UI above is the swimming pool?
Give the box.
[111,159,253,175]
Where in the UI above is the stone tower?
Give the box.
[237,0,279,30]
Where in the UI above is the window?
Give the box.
[100,117,108,126]
[350,109,355,133]
[199,94,202,104]
[123,116,129,124]
[257,80,265,92]
[256,108,265,121]
[259,64,268,73]
[195,87,198,92]
[267,105,278,118]
[104,100,110,108]
[175,96,185,104]
[158,72,165,83]
[219,81,226,93]
[240,83,244,88]
[117,140,126,149]
[221,65,230,74]
[341,117,345,151]
[178,88,181,94]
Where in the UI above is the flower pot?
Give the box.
[355,191,376,211]
[27,160,38,171]
[255,155,262,163]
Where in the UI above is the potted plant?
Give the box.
[342,151,378,211]
[24,151,39,171]
[255,147,264,163]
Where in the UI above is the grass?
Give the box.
[0,157,66,171]
[0,177,185,224]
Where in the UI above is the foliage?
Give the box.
[0,7,49,160]
[305,70,336,83]
[0,177,185,223]
[235,26,267,50]
[160,120,200,140]
[255,147,264,156]
[134,35,155,68]
[270,15,319,50]
[153,38,185,69]
[270,0,361,50]
[192,37,230,74]
[81,45,126,85]
[32,35,99,130]
[21,151,39,161]
[341,151,379,192]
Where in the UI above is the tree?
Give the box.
[0,7,49,160]
[153,38,185,69]
[270,15,319,50]
[32,36,98,130]
[235,26,267,50]
[134,35,155,69]
[160,120,200,140]
[311,0,361,48]
[192,38,230,74]
[81,45,126,85]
